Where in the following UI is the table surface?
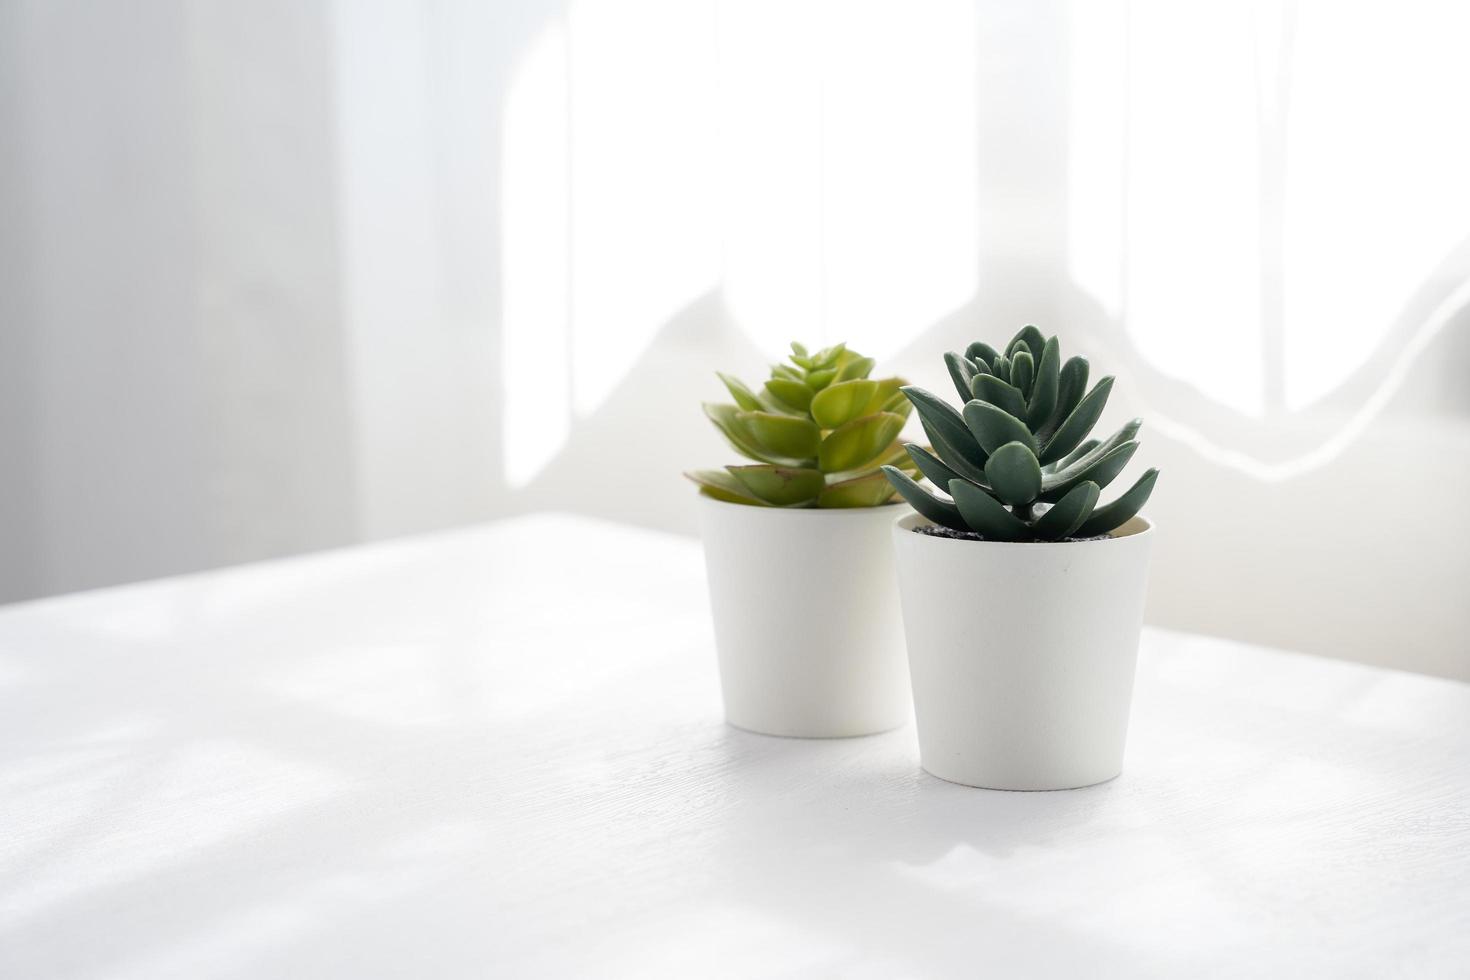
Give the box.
[2,514,1467,979]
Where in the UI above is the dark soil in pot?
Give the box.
[912,524,1112,544]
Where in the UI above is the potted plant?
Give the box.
[686,342,919,737]
[881,326,1160,789]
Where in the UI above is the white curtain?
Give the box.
[3,0,1467,677]
[0,0,518,601]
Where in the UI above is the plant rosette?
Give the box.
[882,326,1160,789]
[687,342,916,737]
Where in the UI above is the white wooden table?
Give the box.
[2,515,1467,978]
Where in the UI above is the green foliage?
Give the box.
[882,326,1159,540]
[687,342,916,508]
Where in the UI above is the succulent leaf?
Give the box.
[703,403,804,465]
[1027,336,1061,430]
[810,379,879,429]
[1048,438,1100,472]
[919,417,990,485]
[824,443,916,484]
[684,469,769,506]
[1032,481,1100,540]
[727,464,825,506]
[1010,325,1046,359]
[983,441,1043,506]
[882,465,969,530]
[806,367,838,390]
[757,390,806,417]
[945,352,978,403]
[811,343,847,369]
[818,412,904,473]
[771,391,811,418]
[865,375,902,406]
[906,443,964,489]
[962,400,1039,456]
[716,372,763,412]
[1040,441,1137,502]
[737,410,821,460]
[905,386,988,468]
[1046,356,1091,440]
[1038,376,1114,464]
[949,480,1029,541]
[1074,468,1159,537]
[1010,350,1035,398]
[867,441,919,474]
[818,471,898,508]
[1040,420,1141,491]
[966,341,1000,368]
[970,373,1028,419]
[991,353,1011,383]
[834,354,876,384]
[765,377,814,413]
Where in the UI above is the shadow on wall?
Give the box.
[512,283,1470,682]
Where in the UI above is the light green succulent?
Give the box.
[881,326,1159,541]
[686,342,918,507]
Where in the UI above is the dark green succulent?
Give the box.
[881,326,1159,541]
[686,342,918,507]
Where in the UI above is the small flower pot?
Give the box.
[891,511,1154,789]
[697,496,911,737]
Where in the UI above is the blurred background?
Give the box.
[1,0,1467,679]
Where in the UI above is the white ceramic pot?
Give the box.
[891,511,1154,789]
[697,496,911,737]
